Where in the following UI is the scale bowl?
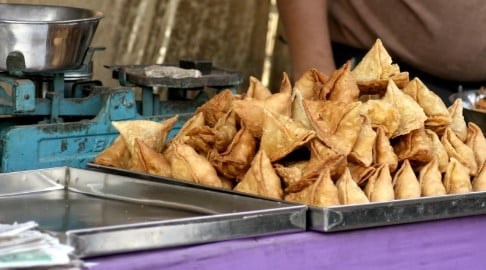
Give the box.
[0,3,103,72]
[449,89,486,134]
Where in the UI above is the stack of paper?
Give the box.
[0,221,75,269]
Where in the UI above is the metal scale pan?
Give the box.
[87,163,486,233]
[0,167,307,258]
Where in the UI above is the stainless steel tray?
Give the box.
[308,192,486,232]
[0,167,306,258]
[87,164,486,232]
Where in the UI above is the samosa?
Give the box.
[352,39,409,94]
[466,122,486,168]
[424,129,449,173]
[403,77,451,127]
[442,128,478,176]
[419,158,447,197]
[393,160,421,199]
[134,138,172,178]
[285,168,340,208]
[472,161,486,192]
[364,164,395,202]
[93,136,130,169]
[375,127,399,172]
[321,61,360,103]
[294,68,329,100]
[336,168,370,205]
[348,117,376,167]
[443,157,473,194]
[303,99,363,155]
[448,99,468,142]
[234,150,283,199]
[260,109,316,162]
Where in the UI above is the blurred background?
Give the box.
[1,0,291,92]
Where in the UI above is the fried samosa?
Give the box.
[383,79,427,138]
[419,158,447,197]
[294,68,328,100]
[93,136,130,169]
[168,140,223,188]
[364,164,395,202]
[274,161,306,189]
[448,99,468,142]
[304,100,363,155]
[336,168,370,205]
[424,129,449,173]
[260,109,316,162]
[375,127,399,172]
[291,89,312,129]
[209,125,257,180]
[348,117,376,167]
[233,75,293,137]
[393,128,433,168]
[285,168,340,207]
[195,89,234,127]
[234,150,283,199]
[472,161,486,192]
[246,76,272,100]
[442,128,478,176]
[322,61,360,103]
[443,157,473,194]
[403,77,451,127]
[112,116,178,154]
[352,39,409,94]
[348,162,376,185]
[393,160,421,199]
[134,138,172,178]
[360,98,400,138]
[466,122,486,168]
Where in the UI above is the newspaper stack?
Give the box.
[0,221,75,269]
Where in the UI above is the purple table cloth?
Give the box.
[87,215,486,270]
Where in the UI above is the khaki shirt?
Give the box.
[328,0,486,82]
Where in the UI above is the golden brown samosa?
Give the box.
[233,75,293,137]
[234,150,283,199]
[195,89,234,127]
[93,136,130,169]
[291,89,312,129]
[352,39,409,94]
[472,161,486,192]
[364,164,395,202]
[322,61,360,103]
[383,79,427,138]
[419,158,447,197]
[360,98,400,138]
[112,116,178,154]
[168,140,223,188]
[303,139,347,180]
[375,127,399,172]
[466,122,486,168]
[285,168,340,207]
[209,125,257,180]
[246,76,272,100]
[393,160,421,199]
[134,138,172,178]
[424,129,449,173]
[274,161,306,189]
[393,128,433,168]
[303,100,363,155]
[348,117,377,167]
[443,157,472,194]
[442,128,478,176]
[403,77,451,127]
[294,68,328,100]
[260,109,316,162]
[448,99,468,142]
[348,162,376,185]
[212,110,238,152]
[170,112,205,143]
[336,168,370,205]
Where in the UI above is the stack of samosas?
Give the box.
[94,39,486,207]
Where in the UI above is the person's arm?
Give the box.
[277,0,335,79]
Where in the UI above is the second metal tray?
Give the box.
[87,163,486,233]
[0,167,306,258]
